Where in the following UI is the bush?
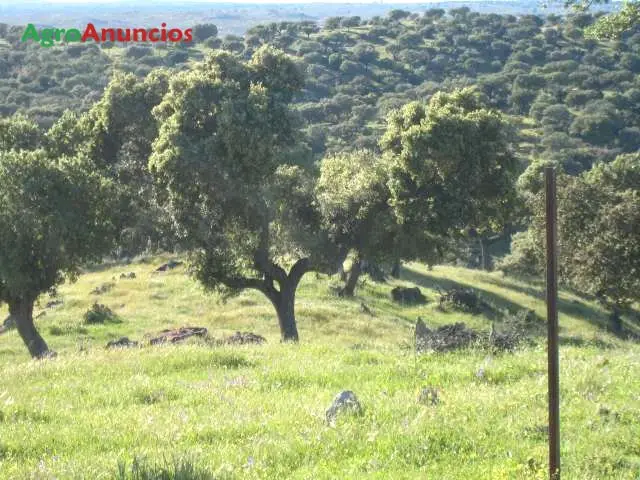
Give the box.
[84,303,117,325]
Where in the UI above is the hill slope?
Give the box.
[0,258,638,479]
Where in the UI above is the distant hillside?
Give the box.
[0,1,613,35]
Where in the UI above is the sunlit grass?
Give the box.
[0,258,638,479]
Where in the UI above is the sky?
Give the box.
[1,0,503,4]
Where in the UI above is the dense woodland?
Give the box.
[0,7,639,358]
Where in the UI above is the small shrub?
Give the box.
[83,303,117,324]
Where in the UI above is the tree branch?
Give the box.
[288,257,311,288]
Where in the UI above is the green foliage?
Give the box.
[0,114,42,151]
[381,89,519,257]
[150,46,310,297]
[508,154,640,307]
[192,23,218,42]
[316,150,396,266]
[83,302,117,325]
[0,150,119,303]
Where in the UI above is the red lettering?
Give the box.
[101,28,115,42]
[81,23,100,42]
[148,28,160,42]
[116,29,131,42]
[133,28,147,42]
[168,29,182,42]
[183,28,193,42]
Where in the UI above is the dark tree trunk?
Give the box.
[9,298,52,359]
[390,260,401,278]
[478,237,486,271]
[273,284,299,342]
[610,305,623,334]
[259,258,310,343]
[341,258,362,297]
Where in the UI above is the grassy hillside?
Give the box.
[0,258,638,479]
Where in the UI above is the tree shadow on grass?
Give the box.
[400,265,627,339]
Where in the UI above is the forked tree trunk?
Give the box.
[9,298,52,359]
[260,258,310,343]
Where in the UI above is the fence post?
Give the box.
[545,166,560,480]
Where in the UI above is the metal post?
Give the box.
[545,167,560,480]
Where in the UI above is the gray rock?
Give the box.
[106,337,139,349]
[155,260,184,272]
[3,315,15,329]
[417,386,439,405]
[391,287,426,305]
[220,331,266,346]
[325,390,363,425]
[415,321,479,353]
[0,315,15,334]
[90,282,115,295]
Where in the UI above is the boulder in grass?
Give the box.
[391,286,427,305]
[438,287,482,314]
[220,331,266,346]
[90,282,115,295]
[0,315,14,334]
[154,260,184,272]
[106,337,139,349]
[415,320,479,353]
[149,326,208,345]
[325,390,363,425]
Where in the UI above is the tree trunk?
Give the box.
[260,258,310,343]
[610,305,623,334]
[341,258,362,297]
[273,284,299,342]
[390,260,401,278]
[478,237,486,271]
[9,298,53,359]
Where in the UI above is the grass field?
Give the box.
[0,258,638,479]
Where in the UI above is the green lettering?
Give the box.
[40,28,54,48]
[65,29,82,42]
[21,23,40,43]
[54,28,65,41]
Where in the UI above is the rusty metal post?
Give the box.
[545,167,560,480]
